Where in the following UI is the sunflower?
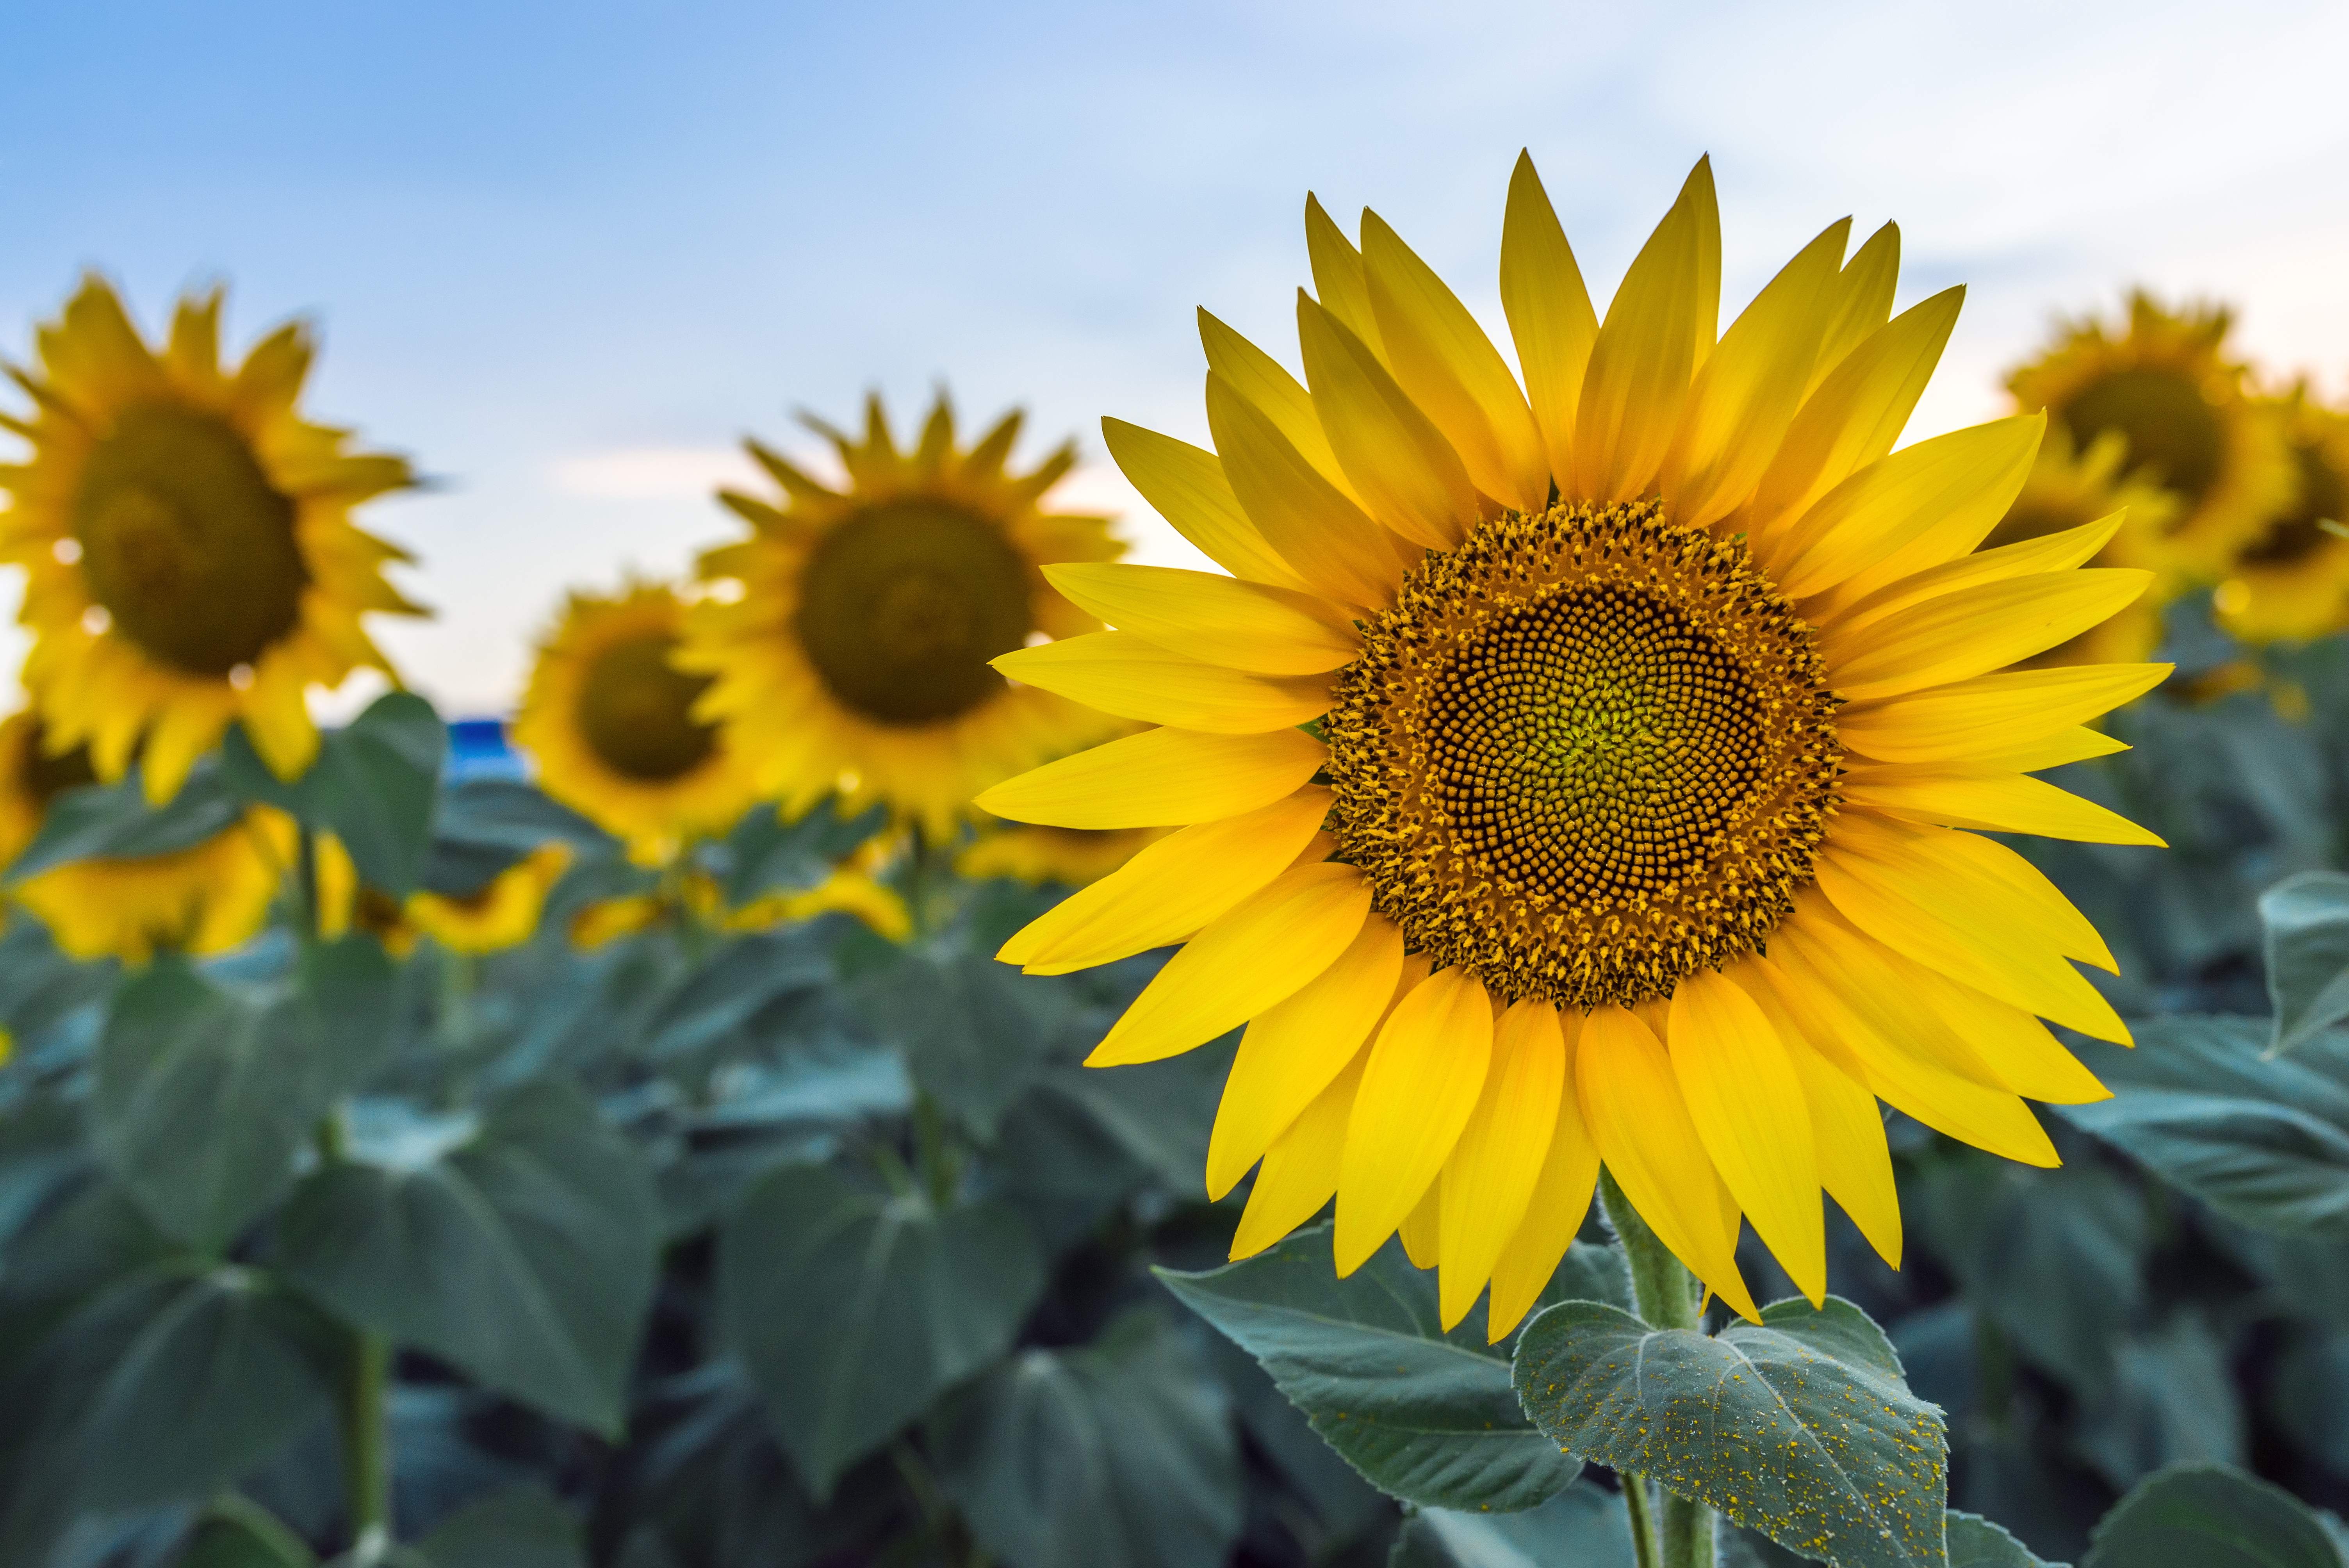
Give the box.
[512,581,760,866]
[315,834,570,957]
[679,392,1128,843]
[0,708,293,962]
[2007,291,2290,579]
[957,820,1166,888]
[0,277,424,805]
[1976,426,2182,668]
[978,156,2166,1339]
[2210,385,2349,644]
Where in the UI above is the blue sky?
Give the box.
[6,0,2346,714]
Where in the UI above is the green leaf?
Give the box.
[2265,872,2349,1057]
[414,1485,585,1568]
[640,931,833,1060]
[1388,1481,1636,1568]
[277,1080,661,1433]
[226,691,446,894]
[92,944,396,1251]
[1157,1224,1582,1513]
[2082,1463,2343,1568]
[862,951,1076,1137]
[1513,1296,1948,1568]
[2077,1315,2244,1490]
[4,761,244,880]
[2060,1018,2349,1236]
[421,778,610,896]
[718,1160,1045,1497]
[929,1308,1243,1568]
[706,797,886,904]
[1947,1511,2064,1567]
[183,1495,320,1568]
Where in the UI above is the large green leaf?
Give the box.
[4,761,245,879]
[2081,1463,2342,1568]
[91,942,396,1252]
[2061,1018,2349,1236]
[414,1485,585,1568]
[862,951,1077,1137]
[2264,872,2349,1058]
[704,798,886,904]
[638,930,833,1060]
[226,691,446,894]
[2077,1315,2244,1490]
[1513,1296,1948,1568]
[1157,1224,1583,1513]
[929,1308,1242,1568]
[1388,1482,1636,1568]
[718,1160,1045,1497]
[1946,1511,2064,1566]
[183,1495,320,1567]
[277,1080,661,1433]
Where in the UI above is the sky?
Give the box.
[5,0,2347,717]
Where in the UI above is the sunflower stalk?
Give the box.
[1599,1167,1716,1568]
[312,1028,394,1557]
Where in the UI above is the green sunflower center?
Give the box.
[793,500,1032,727]
[70,404,308,675]
[2057,368,2226,506]
[2239,436,2348,568]
[576,630,718,782]
[1326,501,1842,1008]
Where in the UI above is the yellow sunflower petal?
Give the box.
[1206,372,1408,611]
[1089,862,1371,1067]
[975,726,1326,830]
[1742,286,1964,542]
[1729,956,1900,1268]
[1768,414,2042,598]
[1040,563,1360,676]
[1822,567,2153,703]
[1296,292,1479,551]
[1667,968,1825,1306]
[1101,417,1312,592]
[1399,1181,1444,1269]
[1974,726,2132,772]
[993,632,1332,734]
[1436,1000,1566,1330]
[1229,1051,1364,1261]
[1807,222,1901,395]
[1197,309,1358,500]
[1571,160,1715,504]
[1574,1003,1758,1321]
[1844,764,2164,846]
[1838,663,2171,764]
[1362,210,1550,512]
[1206,914,1405,1199]
[1501,151,1599,484]
[1334,966,1494,1275]
[1837,812,2116,970]
[1869,951,2112,1106]
[1820,508,2120,640]
[1304,195,1384,357]
[1484,1009,1602,1341]
[1757,931,2059,1167]
[1000,787,1333,974]
[1657,220,1849,532]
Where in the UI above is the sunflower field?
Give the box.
[5,157,2349,1568]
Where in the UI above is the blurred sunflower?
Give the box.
[981,155,2165,1338]
[2007,291,2290,578]
[512,581,759,866]
[316,834,570,957]
[679,392,1127,842]
[1976,427,2181,668]
[957,820,1166,888]
[0,277,424,804]
[0,708,292,961]
[2212,385,2349,644]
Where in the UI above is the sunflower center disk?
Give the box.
[793,501,1034,727]
[577,631,718,782]
[70,405,309,675]
[2240,437,2348,567]
[1327,501,1844,1009]
[2058,367,2226,505]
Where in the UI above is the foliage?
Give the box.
[14,603,2349,1566]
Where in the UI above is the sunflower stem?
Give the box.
[1599,1167,1716,1568]
[313,1109,394,1556]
